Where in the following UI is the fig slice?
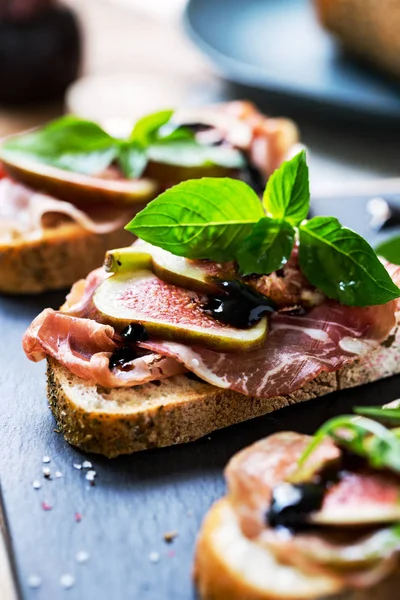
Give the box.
[93,270,267,351]
[0,153,157,206]
[104,241,220,294]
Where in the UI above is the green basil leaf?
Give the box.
[236,217,295,275]
[147,139,245,169]
[299,216,400,306]
[1,116,117,175]
[118,144,147,178]
[129,110,175,148]
[375,235,400,266]
[355,406,400,424]
[263,150,309,226]
[126,177,264,261]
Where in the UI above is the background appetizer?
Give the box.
[0,101,298,294]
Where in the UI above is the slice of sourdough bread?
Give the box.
[0,223,133,294]
[46,333,400,457]
[194,499,400,600]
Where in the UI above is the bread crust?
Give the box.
[0,223,133,294]
[45,333,400,457]
[194,499,400,600]
[314,0,400,77]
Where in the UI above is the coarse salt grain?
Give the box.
[42,456,51,464]
[32,480,41,490]
[75,550,90,564]
[85,470,96,483]
[73,463,82,470]
[27,575,41,589]
[60,574,75,589]
[149,551,160,563]
[55,471,63,479]
[42,467,51,478]
[82,461,92,469]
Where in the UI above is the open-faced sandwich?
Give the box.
[0,101,298,293]
[194,401,400,599]
[23,152,400,457]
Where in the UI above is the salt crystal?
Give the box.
[42,467,51,478]
[76,550,90,564]
[73,463,82,470]
[32,480,41,490]
[55,471,63,479]
[27,575,41,589]
[60,574,75,589]
[85,470,96,483]
[82,460,92,469]
[42,456,51,464]
[149,551,160,563]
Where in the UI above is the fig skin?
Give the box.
[0,156,158,206]
[93,270,268,352]
[0,4,81,105]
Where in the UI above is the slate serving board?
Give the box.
[1,196,400,600]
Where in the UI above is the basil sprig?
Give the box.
[0,111,244,179]
[127,150,400,307]
[297,407,400,477]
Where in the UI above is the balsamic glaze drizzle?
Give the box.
[109,346,137,370]
[203,280,276,329]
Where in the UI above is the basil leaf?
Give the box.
[130,110,175,148]
[263,150,309,226]
[1,116,118,176]
[236,217,295,275]
[299,216,400,306]
[147,139,245,169]
[375,235,400,265]
[126,177,264,261]
[355,406,400,424]
[118,144,147,178]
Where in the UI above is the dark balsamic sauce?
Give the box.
[266,483,326,530]
[121,323,149,342]
[202,280,276,329]
[266,452,367,532]
[109,347,137,370]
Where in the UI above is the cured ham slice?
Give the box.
[0,177,135,242]
[23,309,185,387]
[141,299,397,398]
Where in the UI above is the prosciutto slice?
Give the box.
[140,299,397,398]
[23,309,185,387]
[0,177,134,242]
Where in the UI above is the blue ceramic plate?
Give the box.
[185,0,400,119]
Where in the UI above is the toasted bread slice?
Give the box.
[194,499,400,600]
[0,223,133,294]
[46,333,400,457]
[315,0,400,77]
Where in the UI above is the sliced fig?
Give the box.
[261,525,400,572]
[311,470,400,526]
[104,241,219,293]
[93,270,267,351]
[0,153,157,206]
[144,159,235,185]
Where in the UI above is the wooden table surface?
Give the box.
[1,2,400,599]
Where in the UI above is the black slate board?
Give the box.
[1,197,400,600]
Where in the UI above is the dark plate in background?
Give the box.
[185,0,400,120]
